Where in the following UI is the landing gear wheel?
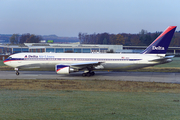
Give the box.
[90,71,95,76]
[14,68,19,75]
[16,71,19,75]
[82,73,87,77]
[86,72,91,77]
[82,71,95,77]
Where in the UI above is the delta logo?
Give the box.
[24,55,38,58]
[152,46,165,50]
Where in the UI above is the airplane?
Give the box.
[4,26,177,76]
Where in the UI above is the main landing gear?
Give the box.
[15,68,20,75]
[82,71,95,77]
[82,66,96,77]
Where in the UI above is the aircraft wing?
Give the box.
[70,62,103,69]
[149,55,174,62]
[55,61,104,75]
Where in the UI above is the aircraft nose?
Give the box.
[3,57,12,66]
[3,60,9,66]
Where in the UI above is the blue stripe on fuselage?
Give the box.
[4,58,142,62]
[3,58,24,63]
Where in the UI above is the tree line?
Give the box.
[9,30,180,47]
[78,30,180,47]
[10,33,42,44]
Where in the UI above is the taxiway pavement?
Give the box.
[0,71,180,84]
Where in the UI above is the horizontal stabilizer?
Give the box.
[149,55,174,62]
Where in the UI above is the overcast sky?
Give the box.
[0,0,180,37]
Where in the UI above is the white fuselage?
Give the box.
[4,52,166,71]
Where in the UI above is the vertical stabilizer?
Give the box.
[141,26,176,55]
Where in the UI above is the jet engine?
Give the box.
[55,64,77,74]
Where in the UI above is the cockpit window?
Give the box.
[7,57,12,60]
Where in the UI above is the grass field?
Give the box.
[154,57,180,68]
[0,60,5,66]
[0,79,180,120]
[0,58,180,119]
[0,90,180,120]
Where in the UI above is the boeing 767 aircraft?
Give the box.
[4,26,177,76]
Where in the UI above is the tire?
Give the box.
[91,71,95,76]
[82,73,86,77]
[16,71,19,75]
[87,72,91,77]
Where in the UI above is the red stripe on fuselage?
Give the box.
[3,60,13,63]
[3,60,22,63]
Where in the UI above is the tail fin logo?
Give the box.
[152,46,165,50]
[141,26,176,55]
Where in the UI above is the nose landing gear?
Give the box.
[15,68,20,75]
[16,71,20,75]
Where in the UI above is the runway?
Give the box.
[1,71,180,84]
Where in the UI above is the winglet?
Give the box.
[141,26,177,55]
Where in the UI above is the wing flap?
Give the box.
[70,62,103,69]
[71,62,102,66]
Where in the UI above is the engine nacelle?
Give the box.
[56,65,70,74]
[55,65,77,74]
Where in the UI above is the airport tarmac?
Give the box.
[0,71,180,84]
